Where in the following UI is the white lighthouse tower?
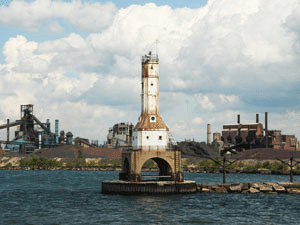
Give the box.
[132,52,169,150]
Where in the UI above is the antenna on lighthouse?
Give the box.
[155,39,159,57]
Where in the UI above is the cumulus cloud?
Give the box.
[46,21,64,34]
[193,93,240,111]
[0,0,117,32]
[195,94,216,110]
[1,0,300,142]
[191,117,204,125]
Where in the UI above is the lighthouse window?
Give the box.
[159,136,162,140]
[146,136,149,139]
[151,116,155,121]
[151,83,153,86]
[151,65,153,69]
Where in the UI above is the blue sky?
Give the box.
[106,0,208,8]
[0,0,300,143]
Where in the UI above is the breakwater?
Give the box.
[102,181,300,194]
[197,182,300,194]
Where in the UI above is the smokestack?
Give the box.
[7,118,9,143]
[46,119,50,132]
[265,112,268,148]
[237,114,240,124]
[207,124,211,145]
[55,120,59,136]
[39,132,42,149]
[256,114,259,123]
[55,120,59,144]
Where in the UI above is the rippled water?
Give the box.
[0,170,299,224]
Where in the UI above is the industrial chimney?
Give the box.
[237,114,240,124]
[207,124,211,145]
[6,118,9,143]
[265,112,268,148]
[55,120,59,144]
[256,114,259,123]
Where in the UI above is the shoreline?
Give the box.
[1,166,300,176]
[2,165,300,194]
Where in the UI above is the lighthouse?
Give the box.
[132,52,169,151]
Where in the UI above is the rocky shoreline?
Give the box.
[197,182,300,194]
[0,166,122,171]
[183,167,300,175]
[1,166,300,176]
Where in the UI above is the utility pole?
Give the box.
[276,155,300,183]
[208,155,239,184]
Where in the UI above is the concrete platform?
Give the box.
[102,180,197,194]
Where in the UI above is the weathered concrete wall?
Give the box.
[121,150,182,182]
[102,180,197,194]
[102,181,300,194]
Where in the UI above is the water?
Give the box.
[0,170,300,225]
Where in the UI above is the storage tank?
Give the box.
[66,132,73,145]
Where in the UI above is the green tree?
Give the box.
[262,161,271,169]
[5,162,12,167]
[142,159,158,169]
[255,161,263,169]
[19,156,62,169]
[237,161,245,168]
[77,147,84,159]
[198,159,211,168]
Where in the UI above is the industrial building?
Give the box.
[0,104,74,153]
[106,122,133,148]
[74,137,99,148]
[210,113,299,153]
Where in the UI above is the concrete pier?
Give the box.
[102,181,300,195]
[102,180,197,194]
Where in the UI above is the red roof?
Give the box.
[134,114,169,130]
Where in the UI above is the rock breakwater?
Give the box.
[197,182,300,194]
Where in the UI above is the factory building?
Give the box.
[74,137,94,148]
[214,113,299,152]
[0,104,74,153]
[222,123,264,145]
[106,122,133,148]
[268,130,298,151]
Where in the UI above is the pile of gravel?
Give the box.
[231,148,300,160]
[32,145,122,160]
[177,141,219,158]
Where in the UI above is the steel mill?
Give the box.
[0,104,74,153]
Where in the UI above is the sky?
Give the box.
[0,0,300,144]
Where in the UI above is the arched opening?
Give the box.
[141,157,172,181]
[119,157,131,181]
[123,157,130,174]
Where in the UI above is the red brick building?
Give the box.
[221,123,299,151]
